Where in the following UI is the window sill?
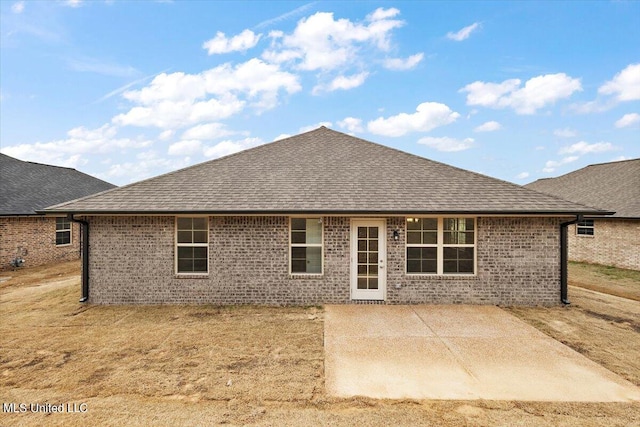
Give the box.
[174,274,209,279]
[55,243,72,247]
[576,234,595,238]
[405,273,477,279]
[290,273,324,279]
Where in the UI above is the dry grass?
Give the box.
[1,263,639,426]
[568,261,640,301]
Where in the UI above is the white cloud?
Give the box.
[11,1,25,13]
[262,8,404,71]
[337,117,363,133]
[1,124,152,168]
[383,53,424,70]
[516,172,530,180]
[367,102,460,137]
[461,73,582,114]
[203,29,262,55]
[158,130,174,141]
[203,137,264,159]
[102,151,191,184]
[113,58,301,129]
[312,72,369,94]
[181,123,235,140]
[67,56,139,78]
[559,141,615,155]
[447,22,480,41]
[299,122,332,133]
[64,0,83,7]
[543,156,579,173]
[598,63,640,101]
[418,136,474,152]
[253,3,317,30]
[474,121,501,132]
[273,133,291,141]
[167,139,202,156]
[553,128,577,138]
[614,112,640,128]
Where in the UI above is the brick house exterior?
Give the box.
[0,154,115,271]
[45,128,608,305]
[0,217,81,269]
[527,159,640,271]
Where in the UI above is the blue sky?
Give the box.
[1,1,638,186]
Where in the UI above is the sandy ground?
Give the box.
[1,262,639,426]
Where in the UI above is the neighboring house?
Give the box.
[0,154,116,270]
[526,158,640,271]
[44,127,608,306]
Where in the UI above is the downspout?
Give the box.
[560,214,583,305]
[68,214,89,303]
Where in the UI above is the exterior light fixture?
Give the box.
[393,230,400,241]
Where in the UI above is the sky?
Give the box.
[1,1,639,187]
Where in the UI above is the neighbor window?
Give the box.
[576,219,594,236]
[176,217,208,274]
[406,217,475,275]
[290,218,323,274]
[56,217,71,246]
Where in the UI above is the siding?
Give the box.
[84,215,562,306]
[0,216,80,270]
[568,219,640,270]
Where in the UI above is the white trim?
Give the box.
[576,219,595,237]
[405,216,477,276]
[175,215,209,275]
[55,217,72,247]
[350,219,386,301]
[289,217,324,275]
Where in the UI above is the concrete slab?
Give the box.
[324,305,640,401]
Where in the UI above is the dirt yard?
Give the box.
[1,261,639,426]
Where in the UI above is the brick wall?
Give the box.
[568,219,640,270]
[84,215,562,306]
[0,216,80,270]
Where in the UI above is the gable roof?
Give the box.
[0,153,116,216]
[525,158,640,219]
[44,127,608,216]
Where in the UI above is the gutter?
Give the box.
[68,214,89,303]
[560,215,583,305]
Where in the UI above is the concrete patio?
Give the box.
[324,305,640,401]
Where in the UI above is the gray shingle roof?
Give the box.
[0,153,116,216]
[44,127,608,215]
[525,158,640,219]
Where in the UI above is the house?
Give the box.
[43,127,609,305]
[526,158,640,271]
[0,153,116,270]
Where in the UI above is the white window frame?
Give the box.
[175,216,209,275]
[289,217,324,275]
[55,217,72,247]
[405,216,477,276]
[576,219,595,237]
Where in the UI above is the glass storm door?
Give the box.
[351,220,386,300]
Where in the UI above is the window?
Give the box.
[176,217,208,274]
[406,217,475,275]
[56,217,71,246]
[290,218,323,274]
[576,219,594,236]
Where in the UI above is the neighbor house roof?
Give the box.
[0,153,116,216]
[44,127,609,216]
[526,158,640,219]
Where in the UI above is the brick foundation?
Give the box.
[82,215,563,306]
[0,216,80,270]
[568,219,640,270]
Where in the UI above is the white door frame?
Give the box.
[350,219,387,301]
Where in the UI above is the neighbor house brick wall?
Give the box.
[568,219,640,270]
[0,216,80,270]
[84,215,562,306]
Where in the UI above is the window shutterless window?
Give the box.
[56,217,71,246]
[176,217,208,274]
[576,219,594,236]
[406,217,475,275]
[290,218,323,274]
